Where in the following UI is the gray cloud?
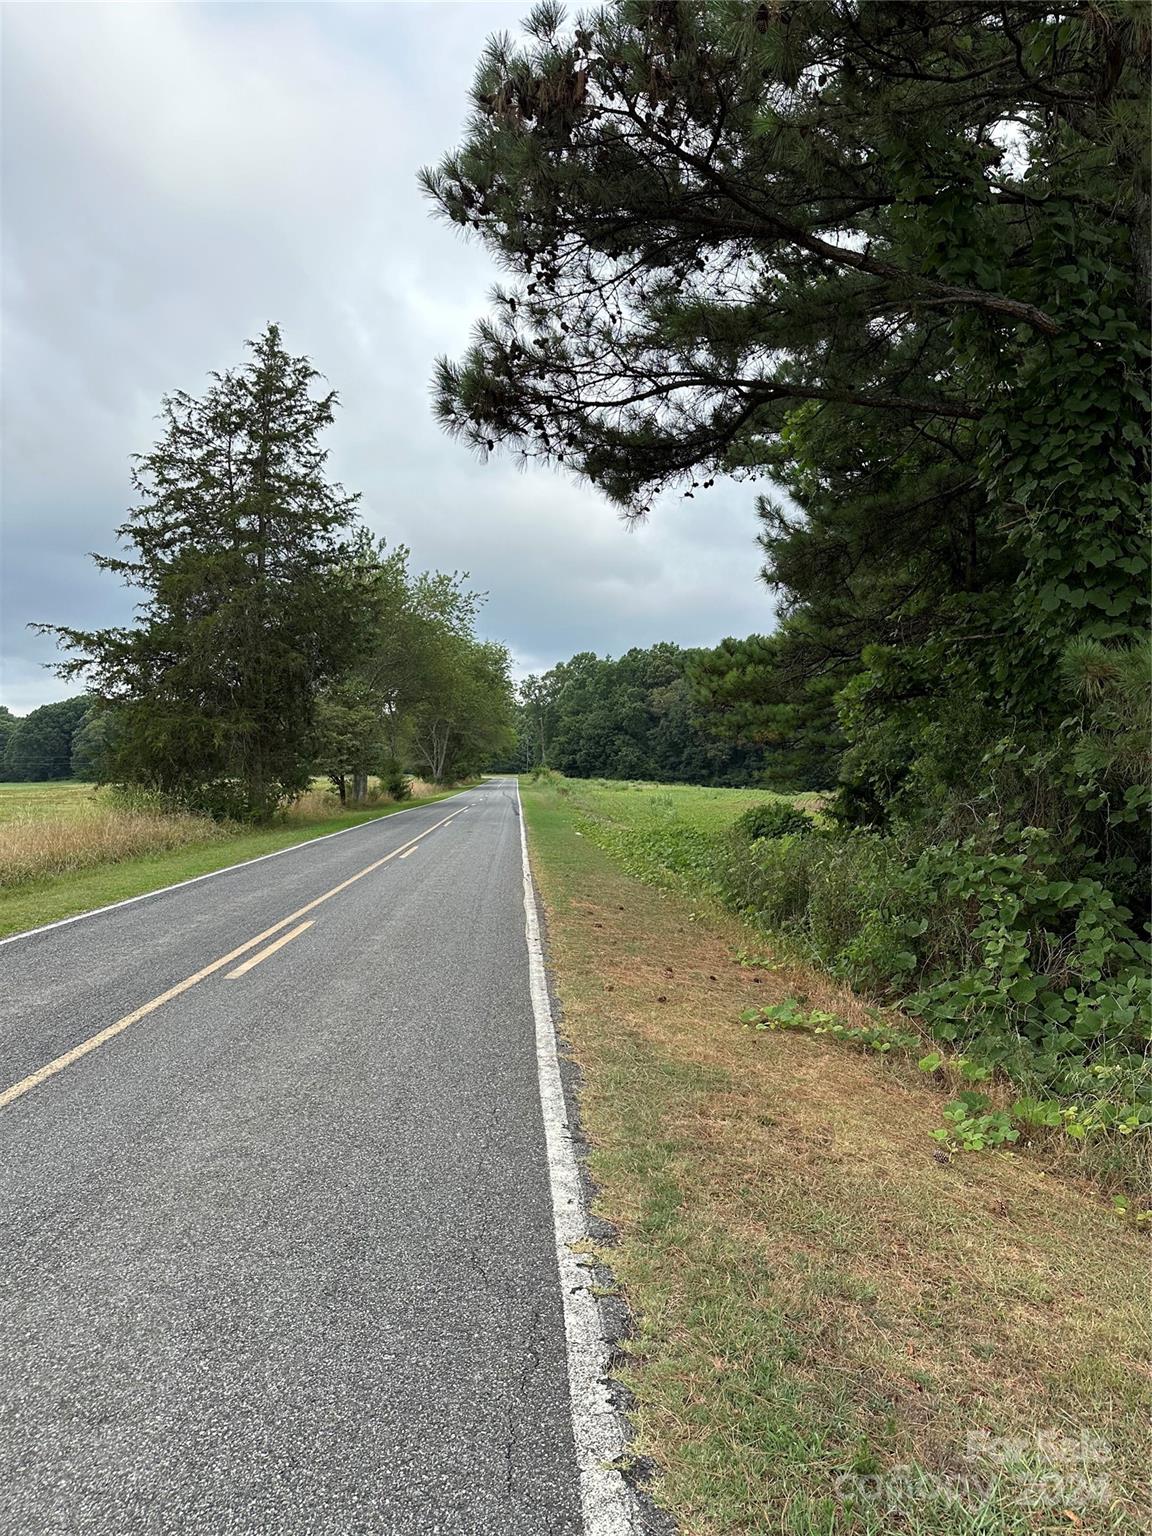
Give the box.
[1,0,775,712]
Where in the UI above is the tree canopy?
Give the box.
[313,538,516,796]
[428,0,1149,910]
[1,697,91,783]
[512,642,771,784]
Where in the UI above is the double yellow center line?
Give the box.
[0,807,466,1112]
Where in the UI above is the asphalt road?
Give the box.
[0,779,586,1535]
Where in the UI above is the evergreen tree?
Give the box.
[427,0,1149,887]
[41,326,367,820]
[69,705,121,782]
[688,632,842,790]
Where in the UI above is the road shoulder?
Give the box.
[521,779,1148,1535]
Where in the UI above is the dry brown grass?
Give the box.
[524,783,1150,1535]
[0,799,225,888]
[0,775,459,889]
[286,778,443,820]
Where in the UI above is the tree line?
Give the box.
[508,639,838,788]
[0,697,98,782]
[35,326,516,817]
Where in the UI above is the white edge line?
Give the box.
[515,779,644,1536]
[0,787,475,949]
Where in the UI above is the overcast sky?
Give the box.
[1,0,777,714]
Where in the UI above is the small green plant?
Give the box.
[741,998,920,1054]
[741,998,810,1030]
[1009,1096,1064,1131]
[733,802,814,843]
[1111,1194,1152,1229]
[932,1092,1020,1153]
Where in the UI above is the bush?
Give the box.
[717,827,819,927]
[382,760,412,801]
[714,817,1152,1126]
[718,827,910,991]
[733,801,814,842]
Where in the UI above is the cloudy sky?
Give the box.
[1,0,776,714]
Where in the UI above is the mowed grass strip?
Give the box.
[0,781,463,939]
[521,779,1149,1536]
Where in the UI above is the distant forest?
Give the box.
[504,639,837,790]
[0,697,97,783]
[8,632,831,795]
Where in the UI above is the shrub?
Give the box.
[717,828,819,927]
[733,801,814,842]
[716,817,1152,1129]
[382,760,412,801]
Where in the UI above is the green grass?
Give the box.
[540,775,813,896]
[522,775,1148,1536]
[0,785,464,938]
[554,775,816,833]
[0,780,103,821]
[546,774,823,897]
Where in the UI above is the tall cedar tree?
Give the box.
[43,326,365,819]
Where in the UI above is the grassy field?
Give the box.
[522,775,1148,1536]
[0,779,463,938]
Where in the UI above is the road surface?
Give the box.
[0,779,603,1535]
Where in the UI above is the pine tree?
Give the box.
[426,0,1149,883]
[41,326,367,819]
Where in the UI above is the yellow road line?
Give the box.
[0,807,464,1112]
[225,921,313,979]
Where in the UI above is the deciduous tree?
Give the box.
[2,696,91,782]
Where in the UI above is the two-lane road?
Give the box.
[0,780,627,1534]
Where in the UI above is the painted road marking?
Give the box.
[399,848,417,859]
[0,808,465,1111]
[515,781,642,1534]
[225,921,313,979]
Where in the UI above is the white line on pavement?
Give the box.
[515,780,644,1536]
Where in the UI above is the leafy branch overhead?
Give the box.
[423,0,1143,509]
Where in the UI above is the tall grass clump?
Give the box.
[0,796,227,888]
